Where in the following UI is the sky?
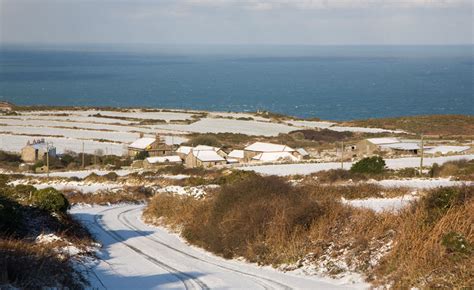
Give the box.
[0,0,473,45]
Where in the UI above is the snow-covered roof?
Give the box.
[194,145,220,152]
[252,152,299,162]
[228,149,244,159]
[424,146,470,155]
[129,137,156,149]
[296,148,309,156]
[244,142,295,153]
[380,142,420,151]
[193,150,226,162]
[176,146,193,155]
[366,138,400,145]
[146,156,182,164]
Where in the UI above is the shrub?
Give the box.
[423,186,472,222]
[13,184,37,200]
[351,156,386,174]
[135,151,149,160]
[0,174,9,186]
[0,195,23,234]
[186,135,221,147]
[213,170,259,185]
[33,187,70,214]
[441,232,472,257]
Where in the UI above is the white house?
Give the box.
[243,142,301,162]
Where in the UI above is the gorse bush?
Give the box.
[351,156,386,174]
[33,187,70,214]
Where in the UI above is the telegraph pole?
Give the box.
[419,134,424,175]
[46,147,50,179]
[341,141,344,169]
[82,142,85,169]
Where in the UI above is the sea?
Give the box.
[0,44,472,121]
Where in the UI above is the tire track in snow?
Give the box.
[94,206,210,290]
[118,206,293,290]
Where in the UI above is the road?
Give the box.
[71,204,367,290]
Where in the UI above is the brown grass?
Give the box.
[144,174,473,288]
[65,186,153,205]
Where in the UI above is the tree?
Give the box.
[350,156,386,174]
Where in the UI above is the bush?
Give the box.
[0,174,9,186]
[213,170,259,185]
[33,187,70,214]
[0,195,23,234]
[135,151,149,160]
[423,186,472,222]
[351,156,386,174]
[186,135,221,147]
[13,184,37,200]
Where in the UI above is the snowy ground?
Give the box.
[71,204,368,289]
[240,155,474,176]
[342,195,419,213]
[1,108,406,155]
[370,178,472,189]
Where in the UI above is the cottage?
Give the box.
[227,149,245,163]
[356,137,422,157]
[243,142,300,162]
[176,146,193,159]
[143,155,182,168]
[21,139,56,164]
[251,152,299,162]
[185,149,226,168]
[128,134,174,158]
[0,101,13,112]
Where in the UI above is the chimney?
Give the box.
[155,134,161,142]
[139,132,144,138]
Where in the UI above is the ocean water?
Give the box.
[0,44,472,120]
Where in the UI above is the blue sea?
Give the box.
[0,44,472,120]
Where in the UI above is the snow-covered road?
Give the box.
[71,204,367,290]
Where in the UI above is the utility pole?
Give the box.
[46,147,50,179]
[82,142,85,169]
[341,141,344,169]
[419,134,424,176]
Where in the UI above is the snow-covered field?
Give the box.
[0,108,408,155]
[71,204,368,289]
[371,178,472,189]
[342,195,418,213]
[240,155,474,176]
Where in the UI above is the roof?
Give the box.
[380,142,420,151]
[146,156,182,164]
[366,138,400,145]
[176,146,193,155]
[192,150,226,162]
[244,142,295,153]
[296,148,309,156]
[228,149,245,159]
[194,145,220,152]
[129,137,156,149]
[252,152,299,162]
[424,146,470,155]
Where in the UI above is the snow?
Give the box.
[424,145,471,155]
[366,137,400,145]
[371,178,472,189]
[71,204,368,289]
[285,120,335,129]
[252,152,299,162]
[12,180,121,193]
[296,147,309,156]
[156,186,210,198]
[330,126,404,134]
[152,118,297,136]
[227,149,244,159]
[380,142,420,151]
[28,169,137,179]
[245,141,295,152]
[342,195,418,212]
[175,146,193,155]
[129,137,157,149]
[240,155,474,176]
[146,156,182,164]
[193,150,225,162]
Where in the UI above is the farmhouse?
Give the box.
[227,149,245,163]
[0,101,13,112]
[185,148,226,168]
[243,142,301,162]
[128,134,174,157]
[21,139,56,163]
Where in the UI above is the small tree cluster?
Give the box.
[351,156,386,174]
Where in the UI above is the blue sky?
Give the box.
[1,0,473,45]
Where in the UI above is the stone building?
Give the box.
[21,139,56,163]
[128,134,174,158]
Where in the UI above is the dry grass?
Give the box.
[144,174,473,288]
[65,186,153,205]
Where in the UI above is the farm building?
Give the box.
[21,139,56,163]
[128,134,174,157]
[185,148,226,168]
[243,142,301,162]
[227,149,245,163]
[0,101,13,112]
[143,155,182,168]
[356,137,421,157]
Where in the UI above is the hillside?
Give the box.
[345,115,474,136]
